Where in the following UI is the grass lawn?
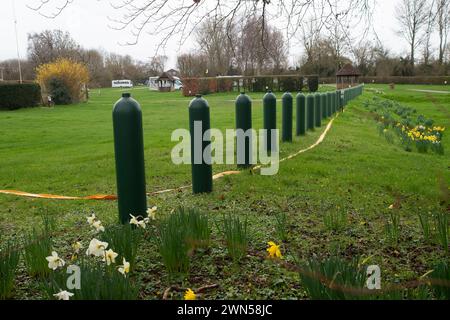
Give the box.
[0,84,449,300]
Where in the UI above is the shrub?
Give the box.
[217,214,249,262]
[36,58,89,105]
[157,212,190,278]
[307,75,319,92]
[48,77,72,105]
[278,76,304,92]
[23,217,55,278]
[0,240,20,299]
[42,259,138,300]
[0,82,42,110]
[252,77,273,92]
[100,224,143,272]
[299,256,367,300]
[429,261,450,299]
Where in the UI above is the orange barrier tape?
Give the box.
[0,115,338,201]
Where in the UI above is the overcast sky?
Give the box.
[0,0,425,69]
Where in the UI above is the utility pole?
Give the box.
[12,0,23,83]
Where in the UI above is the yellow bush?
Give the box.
[36,59,89,104]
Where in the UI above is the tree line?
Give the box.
[0,30,169,87]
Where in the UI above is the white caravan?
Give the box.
[112,80,133,88]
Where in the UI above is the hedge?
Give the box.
[320,76,450,85]
[182,75,315,96]
[0,82,42,110]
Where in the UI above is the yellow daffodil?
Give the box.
[72,241,83,254]
[147,206,158,220]
[118,258,130,276]
[103,249,119,265]
[46,251,65,270]
[53,290,74,300]
[86,238,108,257]
[184,288,197,300]
[267,241,283,259]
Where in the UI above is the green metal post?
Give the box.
[327,92,332,116]
[113,93,147,224]
[296,93,306,136]
[315,93,322,127]
[189,95,213,194]
[282,92,293,142]
[235,92,252,168]
[306,94,315,131]
[263,91,277,152]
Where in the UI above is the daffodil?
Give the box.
[53,290,74,300]
[184,288,197,300]
[46,251,65,270]
[92,220,105,233]
[130,214,147,229]
[87,214,96,225]
[103,249,119,265]
[147,206,158,220]
[118,258,130,276]
[72,241,83,254]
[267,241,283,259]
[86,238,108,257]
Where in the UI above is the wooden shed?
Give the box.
[336,64,361,89]
[157,72,176,92]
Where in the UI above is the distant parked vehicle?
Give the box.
[148,77,159,91]
[112,80,133,88]
[173,77,183,91]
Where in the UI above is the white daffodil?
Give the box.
[130,214,146,229]
[118,258,130,276]
[87,214,96,225]
[53,290,74,300]
[72,241,83,254]
[92,220,105,233]
[103,249,119,266]
[46,251,65,270]
[147,206,158,220]
[86,238,108,257]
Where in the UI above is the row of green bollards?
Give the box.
[111,85,364,223]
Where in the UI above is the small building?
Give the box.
[157,72,176,92]
[166,69,180,78]
[336,64,361,89]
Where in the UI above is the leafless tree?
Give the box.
[147,55,168,75]
[422,1,436,65]
[177,53,208,77]
[27,0,375,53]
[436,0,450,64]
[396,0,430,68]
[27,29,81,68]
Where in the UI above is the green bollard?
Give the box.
[320,92,326,119]
[327,92,332,117]
[315,93,322,127]
[331,92,336,114]
[235,92,253,168]
[113,93,148,224]
[296,93,306,136]
[282,92,293,142]
[320,93,327,118]
[263,91,277,152]
[189,95,213,194]
[306,94,315,131]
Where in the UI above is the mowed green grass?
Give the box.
[0,84,449,299]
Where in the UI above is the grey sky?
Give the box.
[0,0,433,69]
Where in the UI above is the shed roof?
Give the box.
[157,72,176,81]
[336,64,361,76]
